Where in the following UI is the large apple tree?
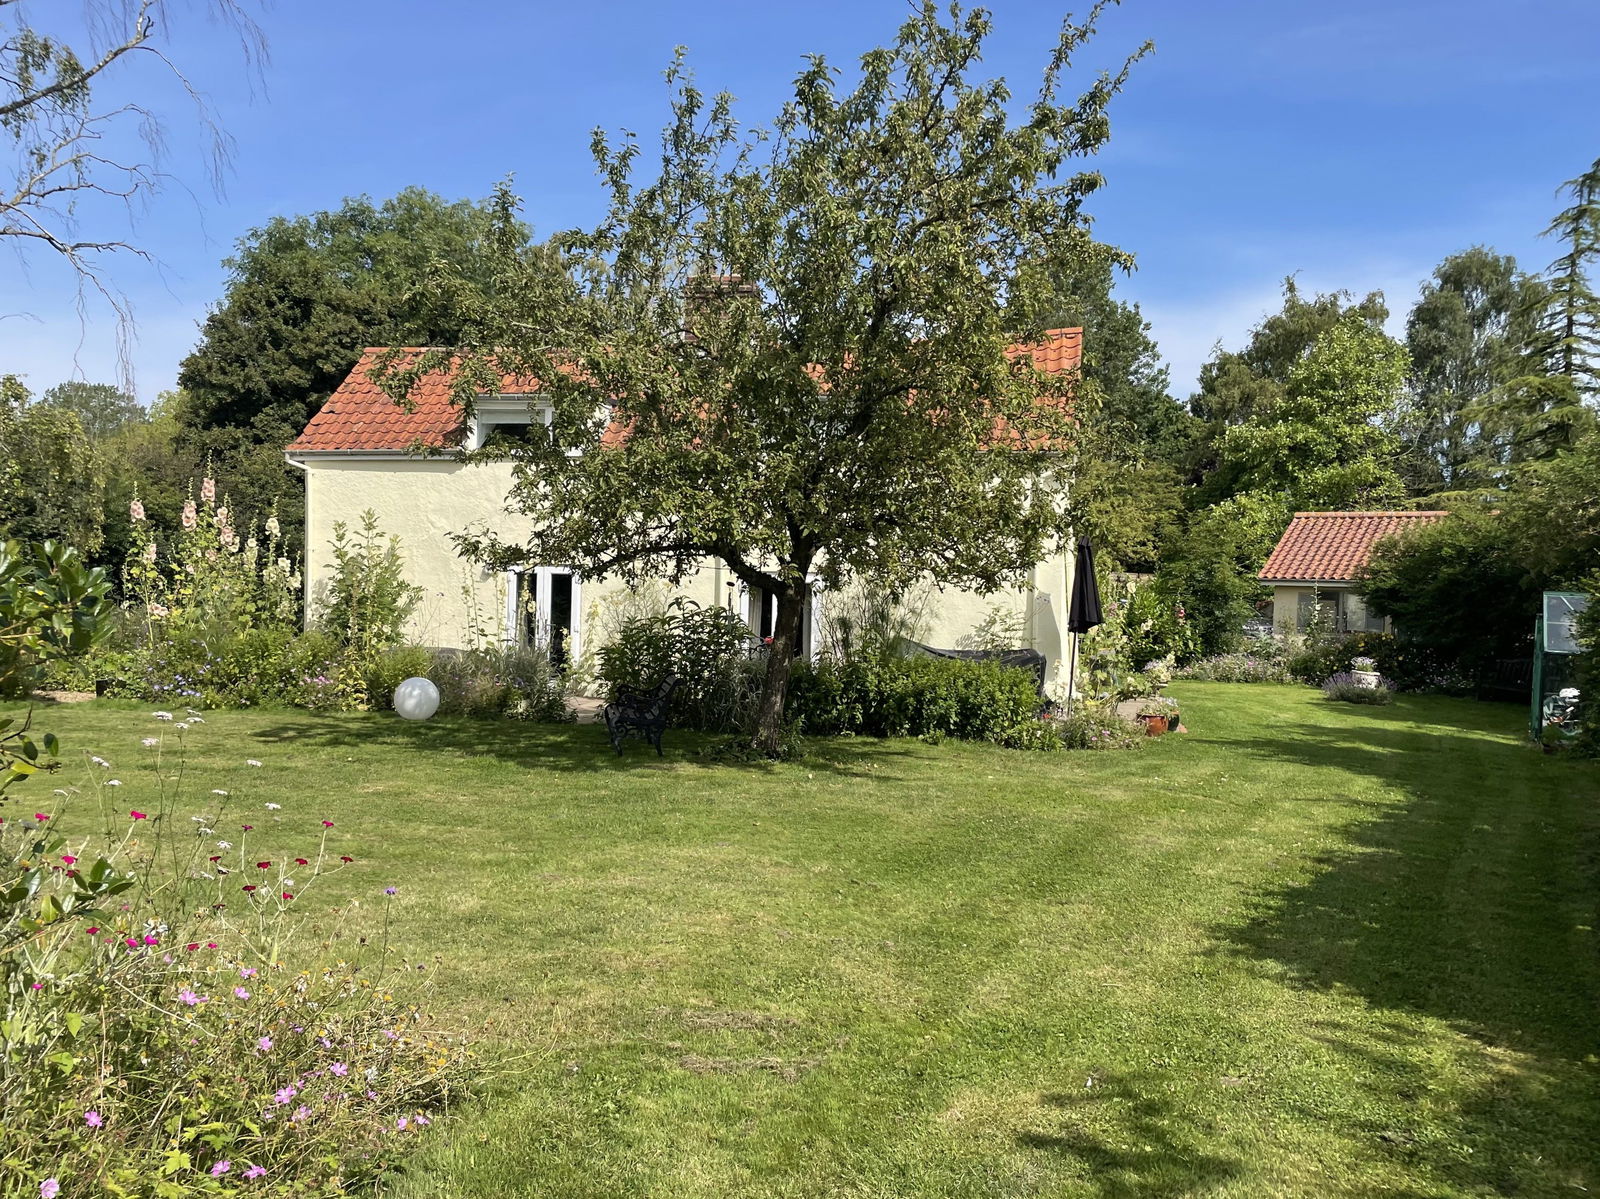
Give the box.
[384,2,1146,754]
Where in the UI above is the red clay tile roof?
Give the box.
[287,332,1083,454]
[1259,511,1448,583]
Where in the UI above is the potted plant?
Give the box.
[1350,655,1380,689]
[1135,696,1178,736]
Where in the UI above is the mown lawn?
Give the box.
[29,684,1600,1197]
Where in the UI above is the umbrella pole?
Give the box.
[1065,631,1079,716]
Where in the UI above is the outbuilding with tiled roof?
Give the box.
[1259,510,1447,635]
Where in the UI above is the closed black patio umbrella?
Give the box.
[1064,537,1103,714]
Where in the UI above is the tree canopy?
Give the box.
[175,187,521,551]
[392,3,1147,752]
[37,381,144,440]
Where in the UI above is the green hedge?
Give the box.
[788,656,1044,744]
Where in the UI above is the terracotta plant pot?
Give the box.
[1139,714,1169,736]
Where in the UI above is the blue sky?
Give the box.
[5,0,1598,405]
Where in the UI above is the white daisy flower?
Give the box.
[105,779,122,787]
[141,738,159,747]
[90,756,110,768]
[217,840,232,849]
[212,790,229,797]
[246,760,262,768]
[264,803,281,810]
[153,712,173,721]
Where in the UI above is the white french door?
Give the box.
[505,567,581,669]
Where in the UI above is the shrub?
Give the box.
[1287,632,1468,694]
[366,646,435,712]
[0,714,474,1194]
[316,510,423,655]
[818,579,931,664]
[0,540,114,698]
[1357,507,1537,685]
[1052,704,1144,750]
[788,656,1042,744]
[1322,670,1396,704]
[428,646,573,722]
[598,599,756,732]
[1178,652,1293,684]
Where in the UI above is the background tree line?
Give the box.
[5,152,1596,695]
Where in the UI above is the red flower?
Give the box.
[208,855,221,862]
[124,937,138,948]
[295,858,308,866]
[33,813,48,822]
[60,855,76,865]
[242,824,253,831]
[242,885,257,893]
[206,942,217,949]
[339,855,353,863]
[130,810,147,820]
[321,821,334,828]
[256,861,271,870]
[281,892,294,901]
[186,943,200,952]
[142,935,158,946]
[85,927,100,936]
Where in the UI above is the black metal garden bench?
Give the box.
[603,675,682,757]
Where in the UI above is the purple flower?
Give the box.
[235,987,251,999]
[41,1181,60,1199]
[396,1116,409,1130]
[273,1085,297,1105]
[244,1166,267,1180]
[84,1110,102,1127]
[210,1161,231,1177]
[329,1062,348,1077]
[384,886,398,896]
[292,1105,311,1122]
[177,988,202,1006]
[257,1036,273,1052]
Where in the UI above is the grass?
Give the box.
[23,684,1600,1198]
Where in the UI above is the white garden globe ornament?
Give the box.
[393,677,441,721]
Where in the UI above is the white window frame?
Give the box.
[504,566,582,665]
[469,394,552,452]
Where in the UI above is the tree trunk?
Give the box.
[751,584,806,757]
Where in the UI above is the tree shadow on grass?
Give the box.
[1214,701,1600,1193]
[1015,1075,1241,1198]
[244,713,920,781]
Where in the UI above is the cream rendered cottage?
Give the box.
[285,331,1083,683]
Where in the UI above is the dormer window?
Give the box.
[468,394,552,452]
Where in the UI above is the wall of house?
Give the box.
[299,457,1073,681]
[1269,584,1387,635]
